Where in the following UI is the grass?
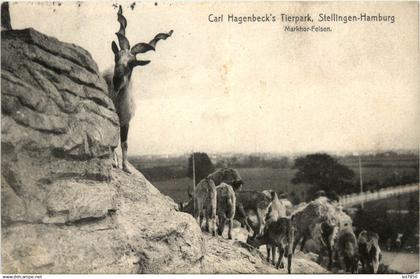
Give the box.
[153,177,192,203]
[362,192,418,211]
[138,153,418,203]
[134,153,418,202]
[234,167,311,199]
[348,166,417,183]
[151,165,418,203]
[153,167,311,203]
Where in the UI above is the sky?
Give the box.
[9,1,419,155]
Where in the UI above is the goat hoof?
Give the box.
[228,235,232,240]
[279,262,284,269]
[122,166,131,174]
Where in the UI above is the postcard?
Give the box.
[1,0,418,275]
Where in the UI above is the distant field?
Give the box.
[149,164,418,203]
[134,152,419,201]
[153,177,192,203]
[347,166,416,182]
[137,153,418,203]
[153,167,310,203]
[339,155,418,169]
[234,167,310,200]
[362,192,418,211]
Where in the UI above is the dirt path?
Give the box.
[381,251,419,273]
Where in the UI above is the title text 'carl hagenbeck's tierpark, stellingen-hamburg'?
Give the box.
[208,12,395,25]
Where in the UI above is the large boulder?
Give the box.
[1,28,119,224]
[1,28,204,273]
[2,165,205,273]
[1,28,118,182]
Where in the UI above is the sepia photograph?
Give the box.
[1,0,419,276]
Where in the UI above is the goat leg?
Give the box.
[287,252,292,274]
[255,209,265,237]
[300,235,308,251]
[121,141,130,173]
[272,244,277,266]
[218,214,226,236]
[292,236,300,254]
[193,198,201,224]
[112,147,119,168]
[120,124,130,173]
[276,245,284,269]
[205,217,210,232]
[238,204,252,234]
[228,218,233,240]
[212,217,217,236]
[326,242,333,269]
[360,259,366,273]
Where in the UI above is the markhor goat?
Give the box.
[291,197,339,269]
[247,217,295,274]
[235,190,272,237]
[194,168,243,236]
[358,230,381,274]
[215,183,236,239]
[262,190,288,264]
[179,181,237,239]
[103,6,172,173]
[337,227,359,273]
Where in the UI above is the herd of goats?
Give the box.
[177,168,382,274]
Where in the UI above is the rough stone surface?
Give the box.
[2,165,205,274]
[201,225,328,274]
[1,28,119,226]
[1,28,119,187]
[1,28,328,274]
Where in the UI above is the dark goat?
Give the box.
[358,230,381,273]
[337,227,359,273]
[235,190,272,237]
[247,217,295,274]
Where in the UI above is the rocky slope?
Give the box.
[202,228,327,274]
[1,28,327,274]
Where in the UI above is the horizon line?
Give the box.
[129,148,419,158]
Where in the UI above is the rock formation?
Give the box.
[1,28,203,273]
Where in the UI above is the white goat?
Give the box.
[291,197,339,269]
[103,6,172,173]
[194,168,243,236]
[215,183,236,239]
